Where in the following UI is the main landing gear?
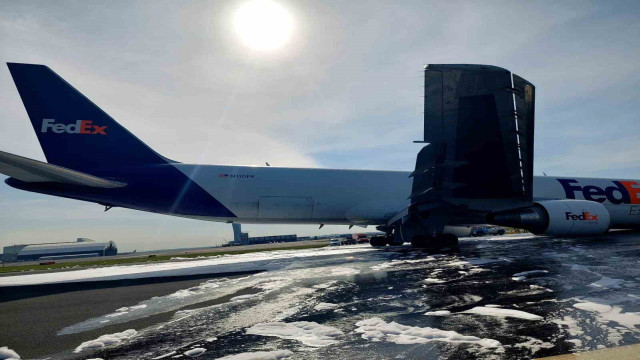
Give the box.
[370,235,393,247]
[369,228,459,249]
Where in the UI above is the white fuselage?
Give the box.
[174,164,640,229]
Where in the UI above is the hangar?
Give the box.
[1,238,117,262]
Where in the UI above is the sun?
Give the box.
[234,0,294,51]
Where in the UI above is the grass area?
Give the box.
[0,242,329,274]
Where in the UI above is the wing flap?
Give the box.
[0,150,126,188]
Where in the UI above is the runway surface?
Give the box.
[2,232,640,359]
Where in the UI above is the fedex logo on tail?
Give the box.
[558,179,640,205]
[41,119,107,135]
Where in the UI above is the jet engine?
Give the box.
[489,200,610,236]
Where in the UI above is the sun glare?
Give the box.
[234,0,294,51]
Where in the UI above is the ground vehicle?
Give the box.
[472,226,505,236]
[329,239,341,246]
[353,233,369,243]
[471,227,489,237]
[342,237,356,245]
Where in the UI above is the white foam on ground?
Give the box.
[422,278,446,284]
[314,302,339,311]
[105,312,128,318]
[0,346,20,360]
[312,280,339,289]
[461,307,543,320]
[169,279,223,298]
[74,329,137,353]
[566,338,583,348]
[573,300,640,329]
[230,294,261,302]
[529,284,554,293]
[370,257,437,271]
[184,348,206,357]
[513,270,549,277]
[215,350,294,360]
[566,264,625,290]
[274,306,301,321]
[513,337,554,354]
[354,317,501,348]
[424,310,451,316]
[449,258,506,267]
[552,316,584,336]
[60,275,291,335]
[0,246,376,286]
[170,256,210,261]
[245,321,344,346]
[589,277,625,289]
[455,294,483,306]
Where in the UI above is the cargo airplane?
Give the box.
[2,63,639,248]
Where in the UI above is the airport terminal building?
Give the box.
[1,238,117,262]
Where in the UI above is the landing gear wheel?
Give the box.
[411,235,434,249]
[384,236,396,246]
[370,236,387,247]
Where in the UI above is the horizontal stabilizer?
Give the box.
[0,150,126,188]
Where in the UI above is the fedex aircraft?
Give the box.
[2,63,639,249]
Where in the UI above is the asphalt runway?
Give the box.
[2,232,640,360]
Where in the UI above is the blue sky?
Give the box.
[1,0,639,251]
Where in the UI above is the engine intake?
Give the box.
[489,200,610,236]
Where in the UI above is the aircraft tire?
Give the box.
[370,236,387,247]
[411,235,434,249]
[385,236,398,246]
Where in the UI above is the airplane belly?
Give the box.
[258,196,314,220]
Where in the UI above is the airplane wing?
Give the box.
[410,64,535,213]
[399,64,535,243]
[0,150,126,188]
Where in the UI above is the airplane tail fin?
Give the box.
[7,63,170,175]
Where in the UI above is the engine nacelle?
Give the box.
[489,200,610,236]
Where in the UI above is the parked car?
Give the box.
[487,226,506,235]
[343,237,356,245]
[329,238,342,246]
[471,227,489,237]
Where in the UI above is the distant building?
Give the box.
[243,234,297,245]
[230,224,296,245]
[1,238,117,262]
